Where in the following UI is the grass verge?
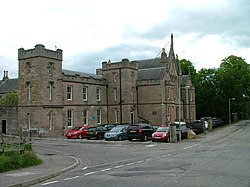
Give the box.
[0,147,43,173]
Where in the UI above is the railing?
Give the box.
[0,133,31,154]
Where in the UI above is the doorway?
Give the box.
[2,120,6,134]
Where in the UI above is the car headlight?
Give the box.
[163,133,167,137]
[152,133,155,137]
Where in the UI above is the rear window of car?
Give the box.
[88,127,97,132]
[128,125,139,130]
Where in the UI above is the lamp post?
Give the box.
[229,98,235,125]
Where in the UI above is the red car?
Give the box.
[65,126,92,139]
[152,126,170,142]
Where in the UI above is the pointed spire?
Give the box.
[171,33,174,47]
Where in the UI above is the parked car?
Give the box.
[104,125,128,141]
[190,120,208,135]
[152,126,170,142]
[65,126,92,139]
[86,126,107,140]
[127,123,154,141]
[175,121,188,139]
[152,124,163,132]
[104,124,117,131]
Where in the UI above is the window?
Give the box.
[114,109,119,123]
[26,62,31,76]
[96,88,101,101]
[97,109,101,124]
[114,89,118,101]
[49,82,53,101]
[48,111,53,130]
[27,113,31,130]
[48,62,54,76]
[167,88,170,100]
[67,86,72,100]
[83,109,88,125]
[26,82,31,101]
[83,87,88,101]
[67,110,73,127]
[113,73,117,82]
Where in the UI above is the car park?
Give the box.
[152,126,170,142]
[65,126,92,139]
[86,126,107,140]
[127,123,154,141]
[104,125,128,141]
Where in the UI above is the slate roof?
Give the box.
[0,78,19,93]
[62,69,103,80]
[137,58,166,81]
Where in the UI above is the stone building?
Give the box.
[1,34,196,136]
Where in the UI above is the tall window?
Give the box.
[49,82,53,101]
[96,88,101,101]
[67,110,73,127]
[27,113,31,130]
[83,87,88,101]
[67,86,73,100]
[114,89,118,101]
[26,62,31,76]
[26,82,31,101]
[167,88,170,100]
[114,109,119,123]
[83,109,88,125]
[97,109,101,124]
[49,111,53,130]
[48,62,54,76]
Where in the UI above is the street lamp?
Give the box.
[229,98,235,125]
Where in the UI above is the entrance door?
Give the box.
[2,120,6,134]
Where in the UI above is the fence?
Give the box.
[0,133,31,154]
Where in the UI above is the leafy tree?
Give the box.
[217,55,250,117]
[194,68,224,118]
[0,92,18,108]
[180,59,197,82]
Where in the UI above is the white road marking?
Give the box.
[64,176,80,181]
[145,144,156,147]
[84,171,97,176]
[114,164,125,169]
[82,166,88,170]
[126,162,136,166]
[41,181,58,186]
[146,158,151,162]
[101,168,112,172]
[184,143,200,150]
[136,160,144,164]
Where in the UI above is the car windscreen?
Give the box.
[110,127,123,132]
[72,127,82,130]
[156,127,169,132]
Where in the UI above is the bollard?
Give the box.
[170,122,177,143]
[201,118,207,134]
[208,117,213,131]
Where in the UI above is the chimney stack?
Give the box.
[3,70,9,81]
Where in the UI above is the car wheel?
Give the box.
[78,134,83,139]
[97,134,100,140]
[87,137,90,140]
[167,137,170,142]
[128,137,132,141]
[118,135,122,141]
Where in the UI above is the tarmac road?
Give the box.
[1,120,250,187]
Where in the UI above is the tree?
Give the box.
[217,55,250,117]
[0,92,18,108]
[180,59,197,83]
[193,68,224,118]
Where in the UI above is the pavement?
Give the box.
[0,147,80,187]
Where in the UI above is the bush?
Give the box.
[0,151,43,173]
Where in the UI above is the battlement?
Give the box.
[102,58,138,70]
[18,44,63,61]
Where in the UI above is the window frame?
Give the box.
[67,86,73,100]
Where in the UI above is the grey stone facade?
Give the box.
[0,34,196,136]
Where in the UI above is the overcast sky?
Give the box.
[0,0,249,79]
